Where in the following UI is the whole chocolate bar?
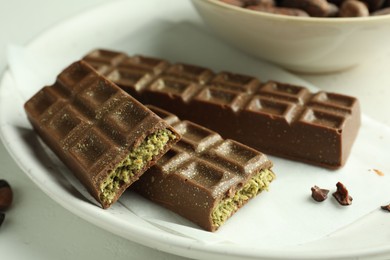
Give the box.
[24,61,180,208]
[133,105,275,232]
[83,49,361,169]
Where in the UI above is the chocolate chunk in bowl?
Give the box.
[133,105,276,232]
[83,49,361,169]
[191,0,390,73]
[24,61,180,209]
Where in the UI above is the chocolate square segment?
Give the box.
[119,56,169,74]
[197,87,239,106]
[310,92,358,114]
[106,68,154,92]
[82,49,361,169]
[300,109,345,129]
[76,79,119,110]
[164,63,214,84]
[246,96,298,124]
[209,72,260,93]
[179,160,225,188]
[57,62,92,89]
[211,140,268,175]
[48,105,85,140]
[174,121,222,153]
[148,77,198,101]
[69,127,110,170]
[86,49,126,64]
[24,60,180,208]
[258,81,310,104]
[24,87,59,120]
[194,87,246,112]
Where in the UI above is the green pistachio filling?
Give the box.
[211,168,275,228]
[100,129,176,204]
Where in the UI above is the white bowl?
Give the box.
[191,0,390,73]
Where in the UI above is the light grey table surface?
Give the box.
[1,1,390,259]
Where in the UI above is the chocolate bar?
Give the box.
[83,49,360,169]
[24,61,180,208]
[133,105,275,231]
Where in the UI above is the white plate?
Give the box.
[1,0,390,259]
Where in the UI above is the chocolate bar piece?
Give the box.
[24,61,180,208]
[132,105,275,231]
[83,49,361,169]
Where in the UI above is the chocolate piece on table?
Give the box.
[0,179,13,211]
[0,212,4,228]
[83,49,361,169]
[132,105,275,232]
[24,61,180,209]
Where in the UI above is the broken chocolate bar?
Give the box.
[24,61,180,209]
[83,49,361,169]
[132,105,275,232]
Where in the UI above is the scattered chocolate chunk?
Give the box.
[311,185,329,202]
[0,180,13,211]
[381,204,390,212]
[333,182,353,206]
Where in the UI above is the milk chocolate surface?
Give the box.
[24,61,180,208]
[133,105,275,232]
[83,49,361,169]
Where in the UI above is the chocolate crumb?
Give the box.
[311,185,329,202]
[333,182,353,206]
[372,169,385,176]
[381,204,390,212]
